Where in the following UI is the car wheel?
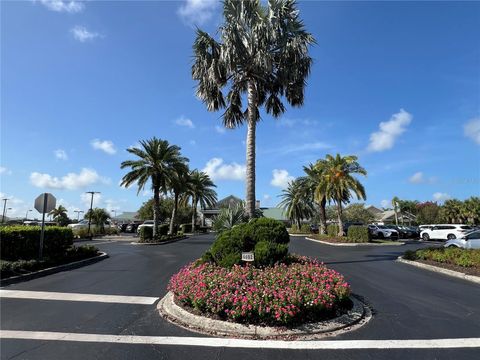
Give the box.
[447,245,457,248]
[447,234,456,240]
[422,233,430,241]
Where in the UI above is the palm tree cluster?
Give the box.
[48,205,69,226]
[84,208,111,233]
[192,0,315,219]
[120,137,217,237]
[279,154,367,236]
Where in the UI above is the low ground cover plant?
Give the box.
[404,247,480,268]
[168,256,351,326]
[289,224,311,234]
[0,244,99,278]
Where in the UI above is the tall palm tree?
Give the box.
[168,167,190,235]
[442,199,463,223]
[302,162,328,234]
[48,205,68,220]
[192,0,314,218]
[278,179,314,228]
[84,208,110,233]
[184,170,217,232]
[120,138,189,237]
[315,154,367,237]
[392,196,400,225]
[462,196,480,225]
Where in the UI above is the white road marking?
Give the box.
[0,290,158,305]
[1,331,479,349]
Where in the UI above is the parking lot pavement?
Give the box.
[1,234,479,360]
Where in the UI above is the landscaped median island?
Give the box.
[402,247,480,277]
[136,225,187,244]
[0,225,103,282]
[159,218,370,339]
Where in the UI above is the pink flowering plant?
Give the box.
[168,256,351,326]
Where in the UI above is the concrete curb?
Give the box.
[288,233,311,237]
[158,292,372,340]
[305,237,405,247]
[0,252,109,287]
[396,256,480,285]
[130,236,187,246]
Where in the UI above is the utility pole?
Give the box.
[85,191,100,239]
[2,198,9,223]
[74,210,84,221]
[25,209,32,220]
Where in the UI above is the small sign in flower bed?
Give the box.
[168,256,351,327]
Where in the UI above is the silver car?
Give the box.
[444,230,480,249]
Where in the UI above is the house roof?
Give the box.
[261,207,288,221]
[207,195,243,210]
[112,212,138,221]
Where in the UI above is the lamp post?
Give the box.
[111,209,117,219]
[25,209,32,220]
[2,198,9,223]
[74,210,84,221]
[85,191,100,239]
[5,207,12,220]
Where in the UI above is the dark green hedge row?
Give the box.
[347,225,370,243]
[0,226,74,261]
[179,223,192,233]
[290,224,311,234]
[139,224,169,242]
[327,224,340,237]
[203,218,290,268]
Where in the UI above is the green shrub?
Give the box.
[158,224,169,236]
[290,224,311,234]
[403,250,417,260]
[104,227,119,235]
[65,245,99,261]
[180,223,192,233]
[203,218,290,268]
[347,225,370,243]
[0,226,74,261]
[327,224,340,237]
[139,226,153,242]
[410,247,480,268]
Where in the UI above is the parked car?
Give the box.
[137,220,154,233]
[309,224,319,234]
[368,224,399,240]
[444,230,480,249]
[125,221,143,233]
[68,219,113,230]
[420,224,474,241]
[419,224,434,232]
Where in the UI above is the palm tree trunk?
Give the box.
[191,196,197,233]
[169,192,178,235]
[245,81,257,219]
[153,187,160,237]
[319,196,327,234]
[336,201,344,237]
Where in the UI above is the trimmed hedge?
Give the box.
[327,224,340,237]
[180,223,192,233]
[347,225,370,243]
[290,224,311,234]
[0,226,73,261]
[203,218,290,268]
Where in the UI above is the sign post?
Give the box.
[34,193,56,259]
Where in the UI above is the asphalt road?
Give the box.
[1,234,479,359]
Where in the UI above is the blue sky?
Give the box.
[1,0,479,219]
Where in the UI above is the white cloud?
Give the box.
[91,139,116,155]
[464,117,480,145]
[71,25,100,42]
[409,172,424,184]
[80,192,102,208]
[202,158,246,181]
[270,169,295,189]
[433,192,451,202]
[215,125,226,134]
[54,149,68,160]
[175,116,195,129]
[380,199,390,208]
[30,168,109,190]
[37,0,84,13]
[276,118,318,127]
[189,140,196,146]
[367,109,412,152]
[0,166,12,175]
[178,0,219,26]
[0,192,26,219]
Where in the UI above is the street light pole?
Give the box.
[25,209,32,220]
[85,191,100,239]
[2,198,9,223]
[74,210,84,221]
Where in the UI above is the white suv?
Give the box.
[368,224,399,240]
[420,224,474,241]
[137,220,154,233]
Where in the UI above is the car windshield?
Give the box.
[377,225,388,229]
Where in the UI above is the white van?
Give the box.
[420,224,474,241]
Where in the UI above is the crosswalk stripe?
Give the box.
[1,331,480,349]
[0,290,158,305]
